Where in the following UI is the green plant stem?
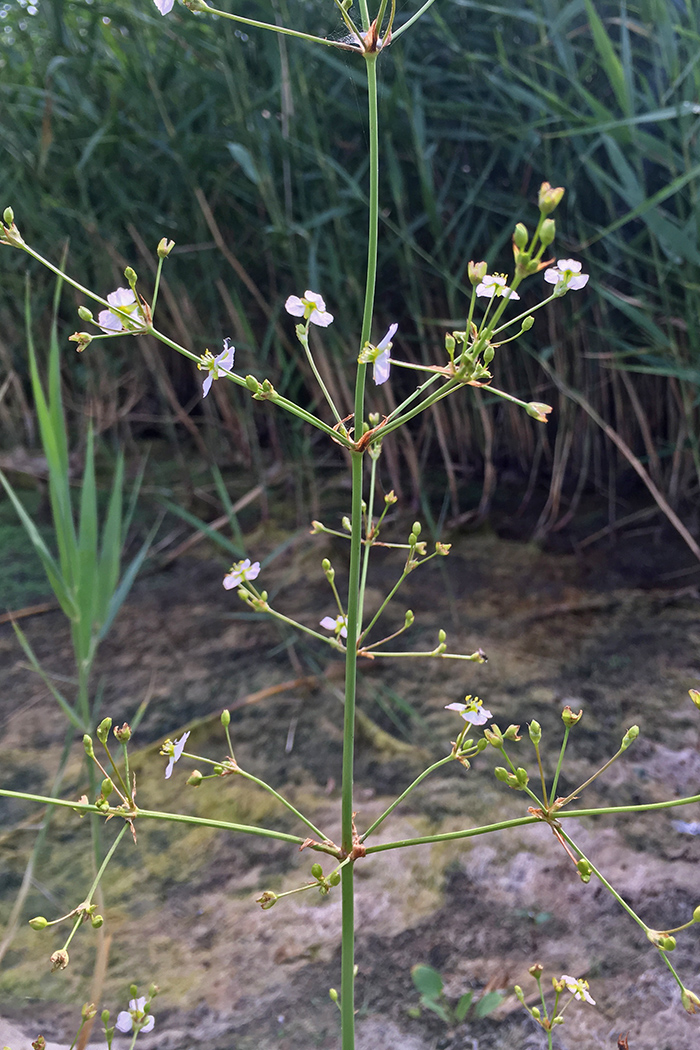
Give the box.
[192,0,360,51]
[557,828,649,934]
[233,767,329,841]
[358,454,378,624]
[548,725,570,806]
[360,755,453,842]
[62,824,127,952]
[364,814,542,853]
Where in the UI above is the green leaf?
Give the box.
[411,964,443,1000]
[454,991,473,1022]
[474,990,504,1018]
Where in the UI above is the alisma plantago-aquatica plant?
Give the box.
[2,0,700,1047]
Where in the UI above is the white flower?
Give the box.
[153,0,175,13]
[223,558,260,590]
[445,695,493,725]
[320,614,348,639]
[475,274,520,301]
[98,287,142,331]
[163,731,191,780]
[199,338,235,397]
[560,975,596,1005]
[115,996,155,1033]
[285,291,334,328]
[372,323,398,386]
[543,259,589,293]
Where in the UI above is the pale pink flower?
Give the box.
[373,323,398,386]
[320,614,348,639]
[98,287,140,331]
[163,731,190,780]
[115,996,155,1033]
[560,975,595,1005]
[153,0,175,13]
[544,259,589,292]
[285,291,334,327]
[475,274,520,300]
[223,558,260,590]
[445,696,492,725]
[199,338,235,397]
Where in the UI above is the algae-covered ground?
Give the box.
[1,523,700,1050]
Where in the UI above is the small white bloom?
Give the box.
[560,975,596,1005]
[153,0,175,12]
[475,274,520,301]
[285,290,334,328]
[115,996,155,1033]
[200,338,235,397]
[445,696,493,725]
[223,558,260,590]
[98,287,140,331]
[372,323,398,386]
[544,259,589,293]
[320,614,348,639]
[163,731,191,780]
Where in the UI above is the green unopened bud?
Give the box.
[101,778,113,798]
[113,722,131,743]
[213,764,224,775]
[329,988,339,1003]
[149,984,159,998]
[515,767,529,787]
[484,725,504,747]
[311,863,323,880]
[621,725,639,751]
[83,735,94,758]
[124,266,137,286]
[28,916,48,930]
[540,218,556,246]
[322,559,335,582]
[561,705,583,727]
[531,1006,540,1020]
[660,935,676,951]
[96,717,112,744]
[681,988,700,1014]
[257,890,278,910]
[221,709,231,727]
[90,914,104,929]
[3,206,15,225]
[538,182,565,215]
[245,374,260,392]
[504,724,521,741]
[526,401,552,423]
[577,858,592,883]
[521,315,535,331]
[438,629,446,644]
[412,521,421,538]
[513,223,528,249]
[78,305,94,323]
[157,237,175,258]
[689,688,700,708]
[468,260,488,285]
[329,870,341,886]
[187,770,203,787]
[494,766,511,783]
[129,984,138,998]
[514,985,525,1004]
[101,1009,110,1024]
[483,344,495,366]
[81,1003,97,1021]
[445,333,456,355]
[693,905,700,924]
[342,516,351,532]
[528,720,541,745]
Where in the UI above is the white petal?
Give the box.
[154,0,175,12]
[98,310,122,331]
[568,274,589,289]
[543,268,560,285]
[376,323,398,351]
[142,1014,156,1032]
[373,349,390,385]
[115,1011,133,1033]
[557,259,581,272]
[309,308,334,328]
[320,616,337,631]
[223,571,242,589]
[475,282,495,298]
[107,287,136,307]
[304,290,326,310]
[285,296,305,317]
[202,373,213,397]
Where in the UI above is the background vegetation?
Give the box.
[1,0,700,547]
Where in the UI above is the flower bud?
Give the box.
[213,764,224,775]
[445,333,455,356]
[514,985,525,1003]
[342,516,352,532]
[311,863,323,879]
[29,916,48,930]
[621,725,639,750]
[494,766,511,783]
[90,914,104,929]
[504,724,521,741]
[515,767,529,787]
[50,949,69,971]
[538,182,565,215]
[221,709,231,727]
[3,206,15,225]
[157,237,175,258]
[484,725,504,747]
[124,266,137,285]
[101,1009,110,1024]
[468,260,488,285]
[438,629,446,644]
[528,720,541,745]
[521,315,535,331]
[245,374,260,392]
[96,717,112,744]
[540,218,556,246]
[531,1006,540,1020]
[561,705,583,727]
[81,1003,97,1021]
[404,609,414,627]
[528,963,544,979]
[689,688,700,708]
[682,988,700,1014]
[101,778,113,798]
[577,858,592,883]
[78,305,94,322]
[187,770,203,787]
[113,722,131,743]
[482,345,495,366]
[130,984,138,998]
[149,984,159,998]
[384,490,397,504]
[83,735,94,758]
[526,402,552,423]
[256,890,278,910]
[329,988,339,1003]
[660,935,676,951]
[513,223,528,249]
[329,870,341,886]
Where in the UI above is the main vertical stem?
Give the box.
[340,50,380,1050]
